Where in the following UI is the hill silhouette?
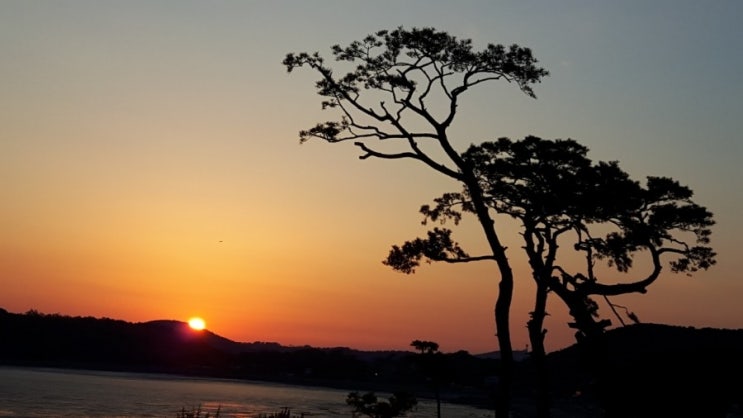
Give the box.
[0,308,404,372]
[0,308,501,406]
[513,323,743,417]
[2,308,742,416]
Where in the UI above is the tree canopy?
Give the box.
[386,135,715,333]
[283,27,547,176]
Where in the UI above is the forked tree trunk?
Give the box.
[548,279,612,415]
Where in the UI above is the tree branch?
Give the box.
[353,142,462,180]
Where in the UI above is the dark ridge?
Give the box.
[513,323,743,417]
[0,308,501,408]
[3,309,742,416]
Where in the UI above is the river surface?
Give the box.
[0,367,494,417]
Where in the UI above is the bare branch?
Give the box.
[353,142,461,180]
[438,255,497,263]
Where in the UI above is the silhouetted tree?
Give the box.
[410,340,442,418]
[410,340,439,355]
[284,27,548,417]
[386,136,716,416]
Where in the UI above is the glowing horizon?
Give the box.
[2,1,742,355]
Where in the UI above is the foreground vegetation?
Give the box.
[176,394,418,418]
[177,405,309,418]
[176,405,221,418]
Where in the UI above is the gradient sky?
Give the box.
[2,1,742,354]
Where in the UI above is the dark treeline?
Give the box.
[0,309,228,374]
[3,308,743,416]
[0,308,500,407]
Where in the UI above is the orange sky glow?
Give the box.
[2,2,742,354]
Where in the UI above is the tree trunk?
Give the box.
[462,174,515,418]
[527,282,550,418]
[548,279,611,415]
[575,314,610,416]
[493,275,514,418]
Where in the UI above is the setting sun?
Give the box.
[188,317,206,331]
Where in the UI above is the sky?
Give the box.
[1,1,742,354]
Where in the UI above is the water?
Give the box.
[0,367,493,417]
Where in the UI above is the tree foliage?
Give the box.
[385,135,716,337]
[283,26,547,175]
[410,339,440,355]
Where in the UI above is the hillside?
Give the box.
[2,308,742,416]
[513,323,743,417]
[0,308,500,406]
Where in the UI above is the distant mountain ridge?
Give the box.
[141,319,303,354]
[0,308,414,368]
[0,308,498,396]
[2,308,742,416]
